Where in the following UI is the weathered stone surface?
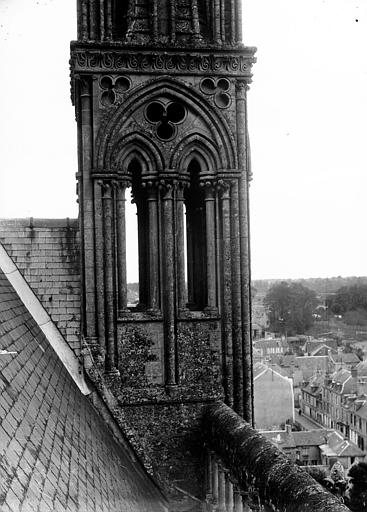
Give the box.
[203,402,350,512]
[72,1,256,507]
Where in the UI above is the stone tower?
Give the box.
[70,1,256,506]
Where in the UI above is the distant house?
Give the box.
[321,368,353,429]
[254,338,289,359]
[286,336,308,356]
[252,322,265,340]
[310,344,337,357]
[304,338,338,355]
[295,355,332,386]
[300,372,325,424]
[301,361,367,454]
[254,362,294,430]
[262,426,364,469]
[329,352,360,370]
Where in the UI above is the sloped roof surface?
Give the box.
[296,356,329,369]
[310,344,337,356]
[327,368,352,393]
[263,428,364,457]
[355,359,367,376]
[0,268,166,512]
[292,429,337,447]
[255,338,289,349]
[331,352,360,365]
[303,372,324,395]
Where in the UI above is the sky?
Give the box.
[0,0,366,281]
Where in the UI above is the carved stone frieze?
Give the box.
[70,46,256,78]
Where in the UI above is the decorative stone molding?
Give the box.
[145,100,186,141]
[200,77,232,109]
[70,46,256,79]
[99,75,131,107]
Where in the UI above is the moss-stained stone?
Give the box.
[203,402,351,512]
[118,325,158,387]
[119,402,205,508]
[177,322,222,395]
[86,319,225,511]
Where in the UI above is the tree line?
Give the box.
[263,282,367,334]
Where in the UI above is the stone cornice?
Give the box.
[70,44,257,80]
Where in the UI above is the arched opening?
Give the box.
[112,1,129,40]
[185,159,207,310]
[122,156,161,312]
[125,189,139,307]
[126,159,149,309]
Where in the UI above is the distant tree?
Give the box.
[344,309,367,327]
[346,462,367,511]
[264,282,319,335]
[327,285,367,317]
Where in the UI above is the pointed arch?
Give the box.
[95,76,237,171]
[108,132,164,176]
[171,133,220,174]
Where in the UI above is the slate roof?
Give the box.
[255,338,289,350]
[343,396,367,418]
[310,344,337,356]
[330,352,360,366]
[253,362,267,379]
[296,356,330,369]
[263,429,364,457]
[355,360,367,376]
[0,267,167,512]
[302,372,324,395]
[326,368,352,393]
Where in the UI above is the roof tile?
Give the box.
[0,268,166,512]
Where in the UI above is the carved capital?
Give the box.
[98,179,113,198]
[157,178,189,199]
[176,181,189,201]
[78,75,92,97]
[235,79,249,95]
[217,179,231,198]
[159,180,174,200]
[200,180,217,200]
[142,180,159,200]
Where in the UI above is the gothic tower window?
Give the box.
[158,0,170,36]
[185,159,207,310]
[124,157,160,312]
[129,159,149,309]
[112,1,129,39]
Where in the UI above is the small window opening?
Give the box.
[126,159,148,309]
[125,191,139,307]
[185,159,207,310]
[112,2,129,40]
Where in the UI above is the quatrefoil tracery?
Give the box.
[200,77,231,109]
[145,101,186,141]
[100,75,131,107]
